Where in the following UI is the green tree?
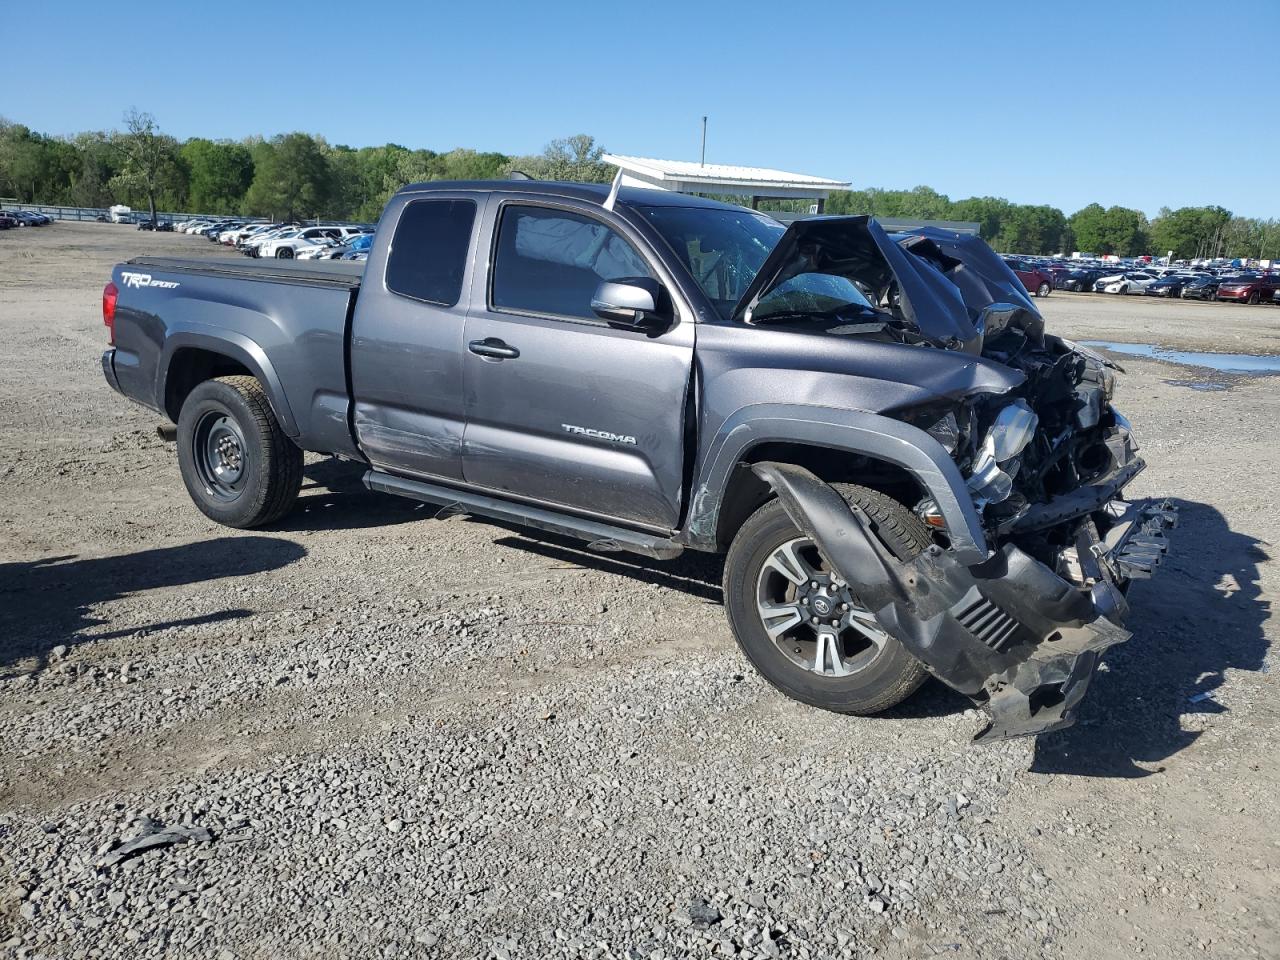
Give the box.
[438,148,509,181]
[66,131,121,207]
[888,185,953,220]
[323,143,362,219]
[1253,219,1280,261]
[950,196,1011,243]
[507,134,611,183]
[1068,204,1107,253]
[1069,204,1147,256]
[393,148,444,186]
[109,109,181,224]
[824,189,872,215]
[995,204,1068,255]
[181,138,254,214]
[1147,205,1232,260]
[347,143,412,220]
[243,133,331,220]
[0,120,64,201]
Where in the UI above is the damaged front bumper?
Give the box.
[753,462,1177,742]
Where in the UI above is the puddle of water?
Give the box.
[1082,341,1280,374]
[1163,379,1231,392]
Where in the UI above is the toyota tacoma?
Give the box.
[100,180,1176,740]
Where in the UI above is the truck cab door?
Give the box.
[460,197,695,531]
[349,194,482,481]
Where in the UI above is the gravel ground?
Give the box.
[1,223,1277,959]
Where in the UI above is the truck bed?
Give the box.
[107,254,364,460]
[126,256,364,287]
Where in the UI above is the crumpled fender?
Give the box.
[752,461,1137,741]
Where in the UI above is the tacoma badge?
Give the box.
[562,423,637,445]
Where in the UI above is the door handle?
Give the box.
[468,338,520,360]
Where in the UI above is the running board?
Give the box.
[362,470,684,560]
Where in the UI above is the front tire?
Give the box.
[176,376,303,528]
[1036,281,1051,298]
[723,484,931,715]
[276,247,294,259]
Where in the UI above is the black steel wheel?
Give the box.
[191,410,249,502]
[176,376,302,528]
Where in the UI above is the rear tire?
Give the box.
[276,247,294,259]
[1036,281,1051,298]
[176,376,303,528]
[723,483,931,715]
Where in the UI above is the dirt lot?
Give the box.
[1,222,1277,960]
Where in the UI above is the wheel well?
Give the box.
[713,442,927,549]
[164,348,254,421]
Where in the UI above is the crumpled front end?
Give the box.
[753,461,1177,741]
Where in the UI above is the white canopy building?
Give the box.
[601,154,849,213]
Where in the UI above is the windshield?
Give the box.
[636,205,783,320]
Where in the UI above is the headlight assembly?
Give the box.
[966,400,1039,508]
[983,400,1038,463]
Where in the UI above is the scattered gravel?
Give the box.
[2,224,1277,959]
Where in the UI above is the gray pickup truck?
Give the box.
[101,180,1176,740]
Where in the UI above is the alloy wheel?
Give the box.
[755,537,892,678]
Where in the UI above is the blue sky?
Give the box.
[5,0,1276,218]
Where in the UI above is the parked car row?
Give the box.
[1000,249,1280,305]
[298,230,374,262]
[0,210,55,229]
[169,217,375,261]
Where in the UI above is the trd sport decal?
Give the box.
[120,271,180,290]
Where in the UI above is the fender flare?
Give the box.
[157,326,299,437]
[684,402,988,563]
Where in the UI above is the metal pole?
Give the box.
[700,116,707,167]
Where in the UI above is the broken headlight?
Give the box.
[967,400,1038,507]
[983,400,1038,462]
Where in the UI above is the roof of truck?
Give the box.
[395,179,742,210]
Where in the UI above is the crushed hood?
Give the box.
[731,216,1044,352]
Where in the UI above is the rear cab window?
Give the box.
[385,199,478,307]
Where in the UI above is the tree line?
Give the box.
[2,114,1276,261]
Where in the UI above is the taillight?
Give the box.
[102,281,118,345]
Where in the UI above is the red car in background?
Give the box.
[1002,257,1054,297]
[1215,273,1280,304]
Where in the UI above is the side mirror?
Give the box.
[591,278,669,330]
